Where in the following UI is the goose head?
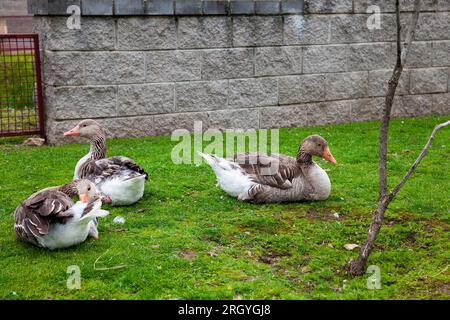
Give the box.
[75,179,97,203]
[300,135,337,164]
[64,119,105,139]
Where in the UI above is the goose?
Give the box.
[64,119,148,206]
[199,135,337,203]
[14,179,109,250]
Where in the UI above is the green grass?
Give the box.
[0,116,449,300]
[0,54,36,109]
[0,108,37,133]
[0,54,38,133]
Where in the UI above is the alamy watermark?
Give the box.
[66,265,81,290]
[66,5,81,30]
[366,265,381,289]
[171,121,280,175]
[366,5,382,30]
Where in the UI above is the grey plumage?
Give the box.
[14,184,75,246]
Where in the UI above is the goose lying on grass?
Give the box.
[64,119,148,206]
[14,180,109,250]
[199,135,337,203]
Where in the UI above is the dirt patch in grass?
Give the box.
[258,250,291,265]
[179,250,197,261]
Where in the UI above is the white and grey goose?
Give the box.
[199,135,337,203]
[14,180,109,250]
[64,119,148,206]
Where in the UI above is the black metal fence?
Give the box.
[0,34,45,138]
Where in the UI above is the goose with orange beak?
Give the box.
[63,119,148,206]
[199,135,337,203]
[14,180,109,249]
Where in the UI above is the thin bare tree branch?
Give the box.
[379,0,421,198]
[378,0,402,197]
[401,0,421,65]
[345,0,439,276]
[389,120,450,200]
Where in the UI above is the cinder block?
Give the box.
[146,0,175,15]
[431,93,450,114]
[406,42,434,68]
[201,48,254,80]
[233,16,283,46]
[329,15,370,44]
[230,0,254,14]
[82,0,113,16]
[393,94,434,117]
[51,86,117,120]
[49,0,81,15]
[203,1,229,14]
[281,0,304,14]
[28,0,82,15]
[45,17,115,50]
[416,12,450,41]
[175,80,229,112]
[307,100,353,126]
[84,52,145,85]
[324,72,368,100]
[284,15,329,45]
[306,0,352,13]
[433,41,450,67]
[255,46,302,76]
[115,0,144,15]
[410,67,448,94]
[117,84,175,116]
[145,50,202,82]
[348,43,396,71]
[175,0,202,15]
[255,0,280,14]
[28,0,48,15]
[351,97,384,122]
[303,45,349,74]
[229,78,278,108]
[279,74,326,105]
[44,51,85,85]
[117,17,177,50]
[178,17,232,48]
[259,105,308,129]
[368,69,410,97]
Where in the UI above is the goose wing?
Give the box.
[230,153,301,189]
[14,190,74,245]
[80,157,148,180]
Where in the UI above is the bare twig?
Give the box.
[345,0,450,276]
[401,0,421,65]
[389,120,450,200]
[379,0,420,197]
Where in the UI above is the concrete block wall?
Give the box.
[27,0,450,144]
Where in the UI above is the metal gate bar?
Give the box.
[0,34,45,138]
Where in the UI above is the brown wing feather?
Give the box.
[14,190,74,245]
[108,156,148,179]
[79,157,148,180]
[230,153,301,189]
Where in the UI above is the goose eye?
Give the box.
[88,187,91,191]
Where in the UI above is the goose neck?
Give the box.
[296,149,313,165]
[89,134,106,160]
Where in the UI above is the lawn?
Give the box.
[0,53,36,109]
[0,53,38,134]
[0,115,448,300]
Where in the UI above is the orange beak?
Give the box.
[80,193,89,203]
[64,126,80,137]
[322,146,337,165]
